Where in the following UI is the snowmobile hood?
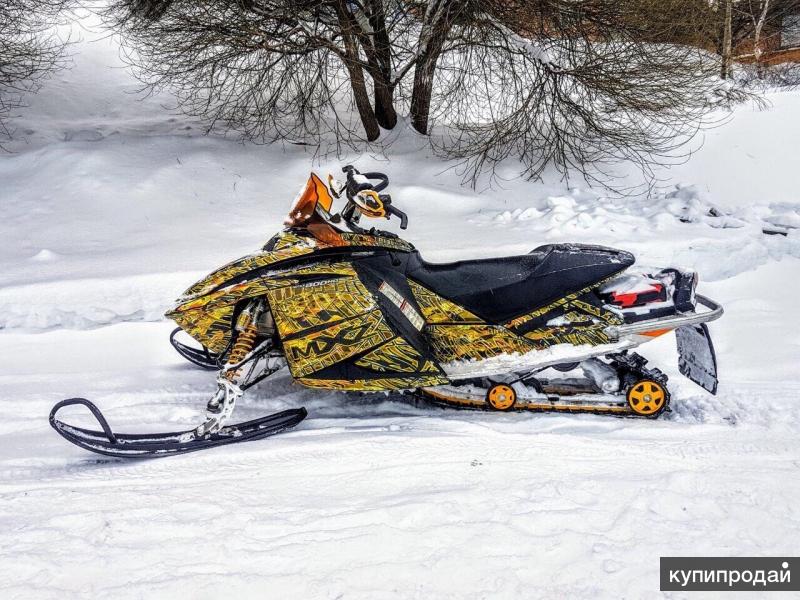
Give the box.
[170,229,415,308]
[164,228,417,354]
[174,240,317,306]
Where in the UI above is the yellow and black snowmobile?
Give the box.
[50,166,723,457]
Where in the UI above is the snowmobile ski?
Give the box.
[49,398,307,458]
[169,327,222,370]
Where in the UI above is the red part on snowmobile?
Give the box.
[610,283,666,308]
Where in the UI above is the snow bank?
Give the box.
[484,184,800,281]
[0,273,197,330]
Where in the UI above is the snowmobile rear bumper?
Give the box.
[605,294,722,395]
[604,294,723,340]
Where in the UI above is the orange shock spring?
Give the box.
[225,322,259,382]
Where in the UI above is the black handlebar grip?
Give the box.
[388,205,408,229]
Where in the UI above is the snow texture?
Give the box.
[1,14,799,600]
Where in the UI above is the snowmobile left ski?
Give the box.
[52,166,723,458]
[50,398,307,458]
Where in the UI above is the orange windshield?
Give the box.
[285,173,333,226]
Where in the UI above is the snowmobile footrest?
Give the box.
[50,398,307,458]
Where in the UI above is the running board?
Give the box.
[605,294,723,340]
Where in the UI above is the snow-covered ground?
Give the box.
[1,17,799,600]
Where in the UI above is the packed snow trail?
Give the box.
[2,12,800,600]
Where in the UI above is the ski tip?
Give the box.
[49,397,118,443]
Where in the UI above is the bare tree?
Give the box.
[108,0,734,187]
[400,0,727,185]
[107,1,416,143]
[623,0,719,48]
[0,0,71,140]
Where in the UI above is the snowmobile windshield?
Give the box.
[286,173,334,227]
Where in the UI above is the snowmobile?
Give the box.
[50,166,723,458]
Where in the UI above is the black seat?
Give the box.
[405,244,634,324]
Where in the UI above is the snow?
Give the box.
[662,91,800,208]
[598,272,663,295]
[1,14,800,600]
[441,341,635,380]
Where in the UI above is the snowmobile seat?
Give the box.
[405,244,634,323]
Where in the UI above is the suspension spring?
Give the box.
[225,323,259,382]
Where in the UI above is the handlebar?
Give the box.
[341,165,406,229]
[343,165,388,195]
[386,204,408,230]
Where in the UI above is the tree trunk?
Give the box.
[410,0,457,135]
[410,58,437,134]
[373,80,396,129]
[345,61,381,142]
[721,0,733,79]
[753,0,771,77]
[366,0,397,129]
[335,5,381,141]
